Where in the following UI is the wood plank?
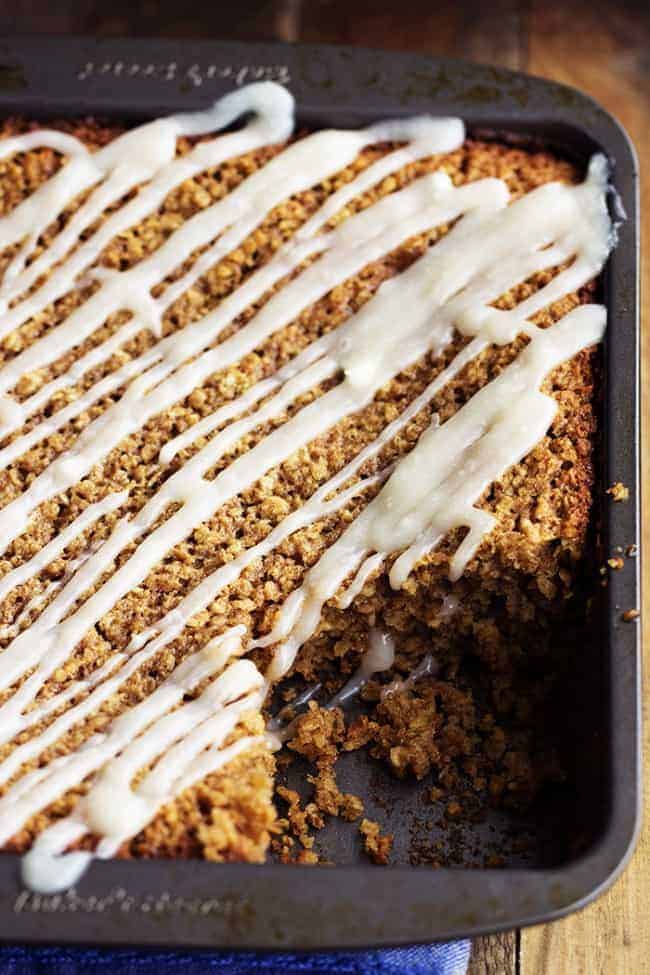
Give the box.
[468,931,518,975]
[522,1,649,968]
[0,0,296,39]
[298,0,526,70]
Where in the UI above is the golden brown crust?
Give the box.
[0,116,598,864]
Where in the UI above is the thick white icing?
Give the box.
[0,84,612,891]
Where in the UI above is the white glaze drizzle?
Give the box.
[328,628,396,707]
[267,682,323,734]
[381,653,439,700]
[0,85,613,891]
[268,627,396,745]
[337,552,388,610]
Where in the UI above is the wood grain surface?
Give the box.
[0,0,646,970]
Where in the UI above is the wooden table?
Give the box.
[1,0,647,970]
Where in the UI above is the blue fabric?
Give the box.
[0,942,471,974]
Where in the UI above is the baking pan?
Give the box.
[0,36,639,950]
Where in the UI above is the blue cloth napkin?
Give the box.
[0,942,471,974]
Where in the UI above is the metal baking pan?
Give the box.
[0,35,640,950]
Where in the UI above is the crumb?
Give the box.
[271,833,295,862]
[607,482,630,502]
[341,793,364,822]
[344,714,379,751]
[285,703,363,821]
[308,764,342,817]
[304,802,326,830]
[359,818,393,864]
[626,544,638,558]
[287,702,344,765]
[607,557,625,570]
[276,786,314,849]
[622,608,640,622]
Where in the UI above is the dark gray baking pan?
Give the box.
[0,35,640,950]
